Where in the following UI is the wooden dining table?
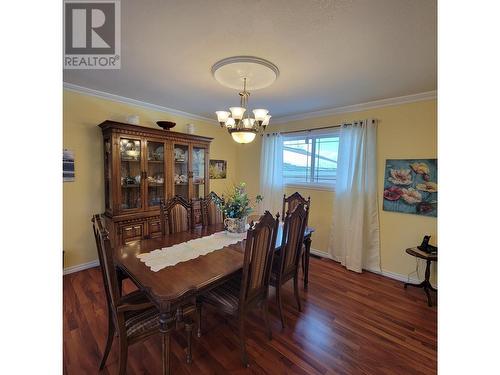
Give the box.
[115,222,314,374]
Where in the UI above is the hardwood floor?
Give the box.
[63,257,437,374]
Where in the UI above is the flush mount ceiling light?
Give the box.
[213,56,279,144]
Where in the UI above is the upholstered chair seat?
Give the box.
[198,274,242,315]
[124,306,161,339]
[118,291,162,339]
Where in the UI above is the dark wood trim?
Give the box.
[99,120,213,143]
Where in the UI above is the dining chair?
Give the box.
[92,214,195,374]
[282,192,311,221]
[196,211,280,367]
[202,191,224,225]
[160,195,192,235]
[282,192,311,275]
[270,203,309,329]
[190,197,205,228]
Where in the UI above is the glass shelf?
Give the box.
[120,138,142,210]
[192,146,205,199]
[174,144,189,200]
[147,141,165,208]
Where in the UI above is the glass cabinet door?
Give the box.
[192,146,206,199]
[146,141,165,207]
[173,143,189,200]
[119,138,142,210]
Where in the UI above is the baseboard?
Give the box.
[365,267,420,284]
[310,248,330,258]
[64,250,423,285]
[309,248,421,284]
[63,259,99,275]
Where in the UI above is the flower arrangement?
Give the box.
[216,182,263,219]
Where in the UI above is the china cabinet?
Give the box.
[99,120,212,245]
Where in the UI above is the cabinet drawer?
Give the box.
[148,219,162,238]
[121,223,143,243]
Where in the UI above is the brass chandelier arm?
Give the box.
[238,78,250,109]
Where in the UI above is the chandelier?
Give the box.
[212,56,279,144]
[215,78,271,144]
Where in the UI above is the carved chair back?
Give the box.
[203,191,224,225]
[282,192,311,224]
[239,211,279,311]
[278,203,309,282]
[190,198,205,228]
[160,195,192,235]
[92,214,122,327]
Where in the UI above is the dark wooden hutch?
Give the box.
[99,120,212,245]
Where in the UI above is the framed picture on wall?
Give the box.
[63,149,75,182]
[383,159,437,217]
[209,159,227,179]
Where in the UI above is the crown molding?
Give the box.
[63,82,218,124]
[64,82,436,126]
[272,90,437,124]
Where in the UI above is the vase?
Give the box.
[126,115,140,125]
[224,217,247,234]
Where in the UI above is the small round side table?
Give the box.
[404,248,437,307]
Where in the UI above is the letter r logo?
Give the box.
[65,2,116,54]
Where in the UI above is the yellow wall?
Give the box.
[63,90,239,268]
[64,90,437,283]
[238,100,437,281]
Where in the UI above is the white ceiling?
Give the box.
[63,0,437,120]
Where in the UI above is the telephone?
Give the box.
[418,235,437,254]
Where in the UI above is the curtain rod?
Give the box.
[277,119,376,135]
[280,124,341,135]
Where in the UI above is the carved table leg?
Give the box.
[159,312,173,375]
[185,317,194,364]
[196,301,202,338]
[303,236,312,290]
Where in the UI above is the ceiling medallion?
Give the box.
[212,56,279,144]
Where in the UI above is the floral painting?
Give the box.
[383,159,437,217]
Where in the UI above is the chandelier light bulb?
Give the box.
[252,109,268,124]
[231,131,257,144]
[229,107,246,120]
[262,114,272,126]
[225,117,235,128]
[215,111,230,126]
[242,118,255,128]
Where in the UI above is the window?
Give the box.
[283,130,340,189]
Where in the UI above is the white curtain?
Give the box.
[259,133,284,216]
[329,119,381,273]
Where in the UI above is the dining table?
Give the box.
[115,222,314,374]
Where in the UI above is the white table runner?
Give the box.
[137,231,247,272]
